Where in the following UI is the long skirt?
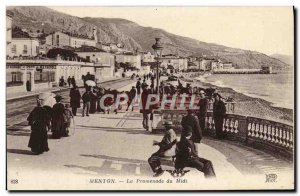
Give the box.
[28,124,49,153]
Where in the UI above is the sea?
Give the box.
[195,68,294,110]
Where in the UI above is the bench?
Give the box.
[160,157,191,177]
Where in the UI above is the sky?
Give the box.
[49,7,294,56]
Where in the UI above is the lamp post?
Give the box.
[152,38,163,94]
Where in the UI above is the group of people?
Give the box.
[59,76,76,87]
[27,93,74,154]
[148,110,216,178]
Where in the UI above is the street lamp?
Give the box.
[152,38,163,94]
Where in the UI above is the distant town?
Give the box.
[6,11,271,93]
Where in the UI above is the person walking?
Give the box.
[181,109,202,154]
[197,90,208,134]
[59,76,65,87]
[126,86,136,111]
[82,88,92,117]
[148,121,177,177]
[51,95,67,139]
[89,88,98,114]
[27,96,51,154]
[69,85,81,116]
[213,93,226,139]
[71,76,76,87]
[64,103,73,137]
[136,78,141,95]
[67,76,71,87]
[141,84,150,131]
[96,87,105,113]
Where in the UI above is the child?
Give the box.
[64,103,74,136]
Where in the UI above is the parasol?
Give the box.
[85,80,96,87]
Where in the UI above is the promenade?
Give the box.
[7,81,294,190]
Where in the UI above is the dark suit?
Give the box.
[213,100,226,139]
[181,114,202,143]
[197,98,208,132]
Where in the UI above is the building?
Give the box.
[115,53,142,70]
[45,29,97,48]
[6,11,13,57]
[199,58,215,71]
[8,38,40,58]
[96,42,111,52]
[6,59,94,93]
[141,52,155,63]
[160,54,188,71]
[75,46,115,79]
[261,65,272,74]
[223,62,233,69]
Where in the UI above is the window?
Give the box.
[6,72,23,87]
[11,44,16,53]
[36,46,39,54]
[86,56,90,62]
[56,34,59,46]
[34,71,55,83]
[23,45,28,54]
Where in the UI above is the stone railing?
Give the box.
[151,109,293,160]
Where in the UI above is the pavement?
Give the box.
[6,80,294,190]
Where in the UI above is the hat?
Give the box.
[213,93,222,98]
[200,90,205,94]
[163,121,173,126]
[132,86,136,88]
[54,95,64,101]
[38,92,52,100]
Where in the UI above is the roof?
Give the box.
[74,45,107,53]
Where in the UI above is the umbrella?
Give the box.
[85,80,96,87]
[39,92,56,107]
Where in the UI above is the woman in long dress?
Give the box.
[51,95,66,139]
[27,98,51,154]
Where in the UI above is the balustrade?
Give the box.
[152,109,294,159]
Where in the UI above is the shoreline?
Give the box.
[186,76,293,125]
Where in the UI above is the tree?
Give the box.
[46,48,78,60]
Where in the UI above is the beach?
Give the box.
[185,74,294,126]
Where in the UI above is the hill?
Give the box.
[7,6,289,69]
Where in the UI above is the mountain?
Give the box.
[270,54,294,66]
[7,6,289,70]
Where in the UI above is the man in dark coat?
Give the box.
[141,85,150,131]
[82,88,91,117]
[69,85,81,116]
[71,76,76,87]
[181,109,202,154]
[67,76,71,87]
[197,90,208,133]
[213,93,226,139]
[148,121,177,177]
[51,95,67,139]
[175,130,216,179]
[96,87,105,113]
[136,78,141,95]
[89,89,98,114]
[27,97,51,154]
[59,76,65,87]
[126,86,136,111]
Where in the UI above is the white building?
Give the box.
[8,38,40,58]
[75,46,115,79]
[6,11,13,57]
[115,53,142,70]
[45,29,97,48]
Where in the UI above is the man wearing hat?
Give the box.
[148,121,177,177]
[181,108,202,154]
[51,95,67,139]
[126,86,136,111]
[213,93,226,139]
[197,90,208,133]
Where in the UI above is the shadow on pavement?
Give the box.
[77,125,153,135]
[64,154,152,176]
[202,137,293,175]
[7,149,36,155]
